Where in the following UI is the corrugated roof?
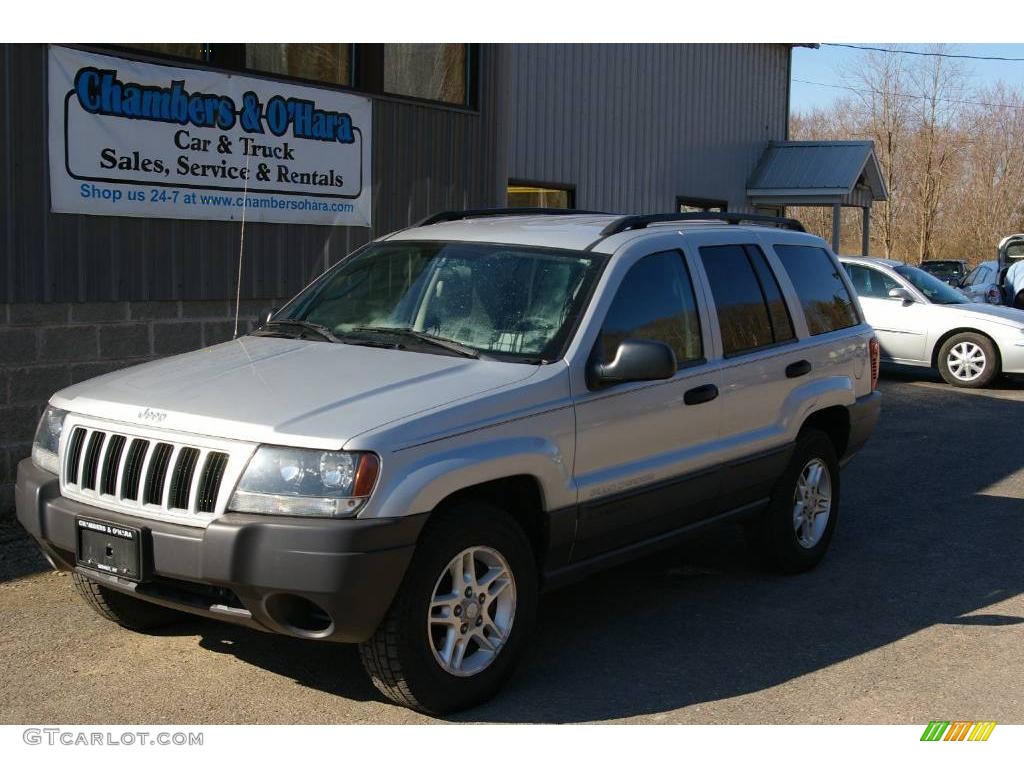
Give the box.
[747,140,888,202]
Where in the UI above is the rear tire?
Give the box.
[938,332,999,388]
[72,573,183,631]
[748,429,840,574]
[359,502,537,715]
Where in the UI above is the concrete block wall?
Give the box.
[0,298,287,516]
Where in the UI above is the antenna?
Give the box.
[232,153,252,339]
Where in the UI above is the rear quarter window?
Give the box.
[773,244,860,336]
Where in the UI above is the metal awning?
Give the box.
[746,140,888,255]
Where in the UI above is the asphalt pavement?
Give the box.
[1,372,1022,724]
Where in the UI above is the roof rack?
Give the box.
[414,207,607,227]
[599,211,806,237]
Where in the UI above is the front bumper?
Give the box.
[15,459,427,643]
[841,390,881,466]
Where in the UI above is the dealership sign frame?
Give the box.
[47,45,372,227]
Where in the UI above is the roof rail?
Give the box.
[414,207,606,227]
[599,211,806,237]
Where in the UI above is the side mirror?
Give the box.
[589,339,677,389]
[887,287,915,304]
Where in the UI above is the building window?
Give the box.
[507,181,575,209]
[383,44,468,105]
[677,196,727,213]
[118,45,477,108]
[245,44,351,87]
[124,43,247,69]
[125,43,211,63]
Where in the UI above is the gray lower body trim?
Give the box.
[16,459,427,643]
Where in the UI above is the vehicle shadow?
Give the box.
[191,625,380,704]
[120,378,1024,721]
[880,363,1024,391]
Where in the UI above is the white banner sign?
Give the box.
[48,46,372,227]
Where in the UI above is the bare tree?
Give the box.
[904,45,969,261]
[842,47,913,260]
[790,47,1024,268]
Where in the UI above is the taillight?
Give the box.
[869,337,880,391]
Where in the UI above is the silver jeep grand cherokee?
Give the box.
[17,210,881,714]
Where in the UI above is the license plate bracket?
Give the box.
[76,518,144,582]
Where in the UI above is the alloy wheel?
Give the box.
[793,458,832,549]
[427,546,516,677]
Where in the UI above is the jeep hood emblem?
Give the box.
[137,407,168,423]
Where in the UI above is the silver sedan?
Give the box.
[841,256,1024,388]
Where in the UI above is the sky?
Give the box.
[790,44,1024,114]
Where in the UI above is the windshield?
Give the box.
[894,265,968,305]
[279,241,602,362]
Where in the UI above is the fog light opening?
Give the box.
[264,593,333,635]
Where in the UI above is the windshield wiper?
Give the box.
[347,326,482,359]
[258,319,342,343]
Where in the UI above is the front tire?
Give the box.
[359,502,537,714]
[72,573,184,631]
[938,332,999,388]
[748,429,840,574]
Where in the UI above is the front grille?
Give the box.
[61,424,237,524]
[121,438,148,501]
[144,443,174,505]
[195,451,229,513]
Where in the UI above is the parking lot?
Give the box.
[1,372,1022,725]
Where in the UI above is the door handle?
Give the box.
[786,359,812,379]
[683,383,719,406]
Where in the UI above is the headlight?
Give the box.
[31,406,68,475]
[229,446,380,517]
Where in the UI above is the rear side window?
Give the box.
[699,244,795,356]
[843,263,899,299]
[773,244,860,335]
[600,250,703,367]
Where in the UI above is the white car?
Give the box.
[841,256,1024,388]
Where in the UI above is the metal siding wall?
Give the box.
[508,43,790,214]
[0,44,507,304]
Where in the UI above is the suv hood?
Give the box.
[52,337,540,449]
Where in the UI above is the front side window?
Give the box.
[281,241,601,361]
[773,244,860,336]
[699,244,795,356]
[599,251,703,367]
[843,263,899,299]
